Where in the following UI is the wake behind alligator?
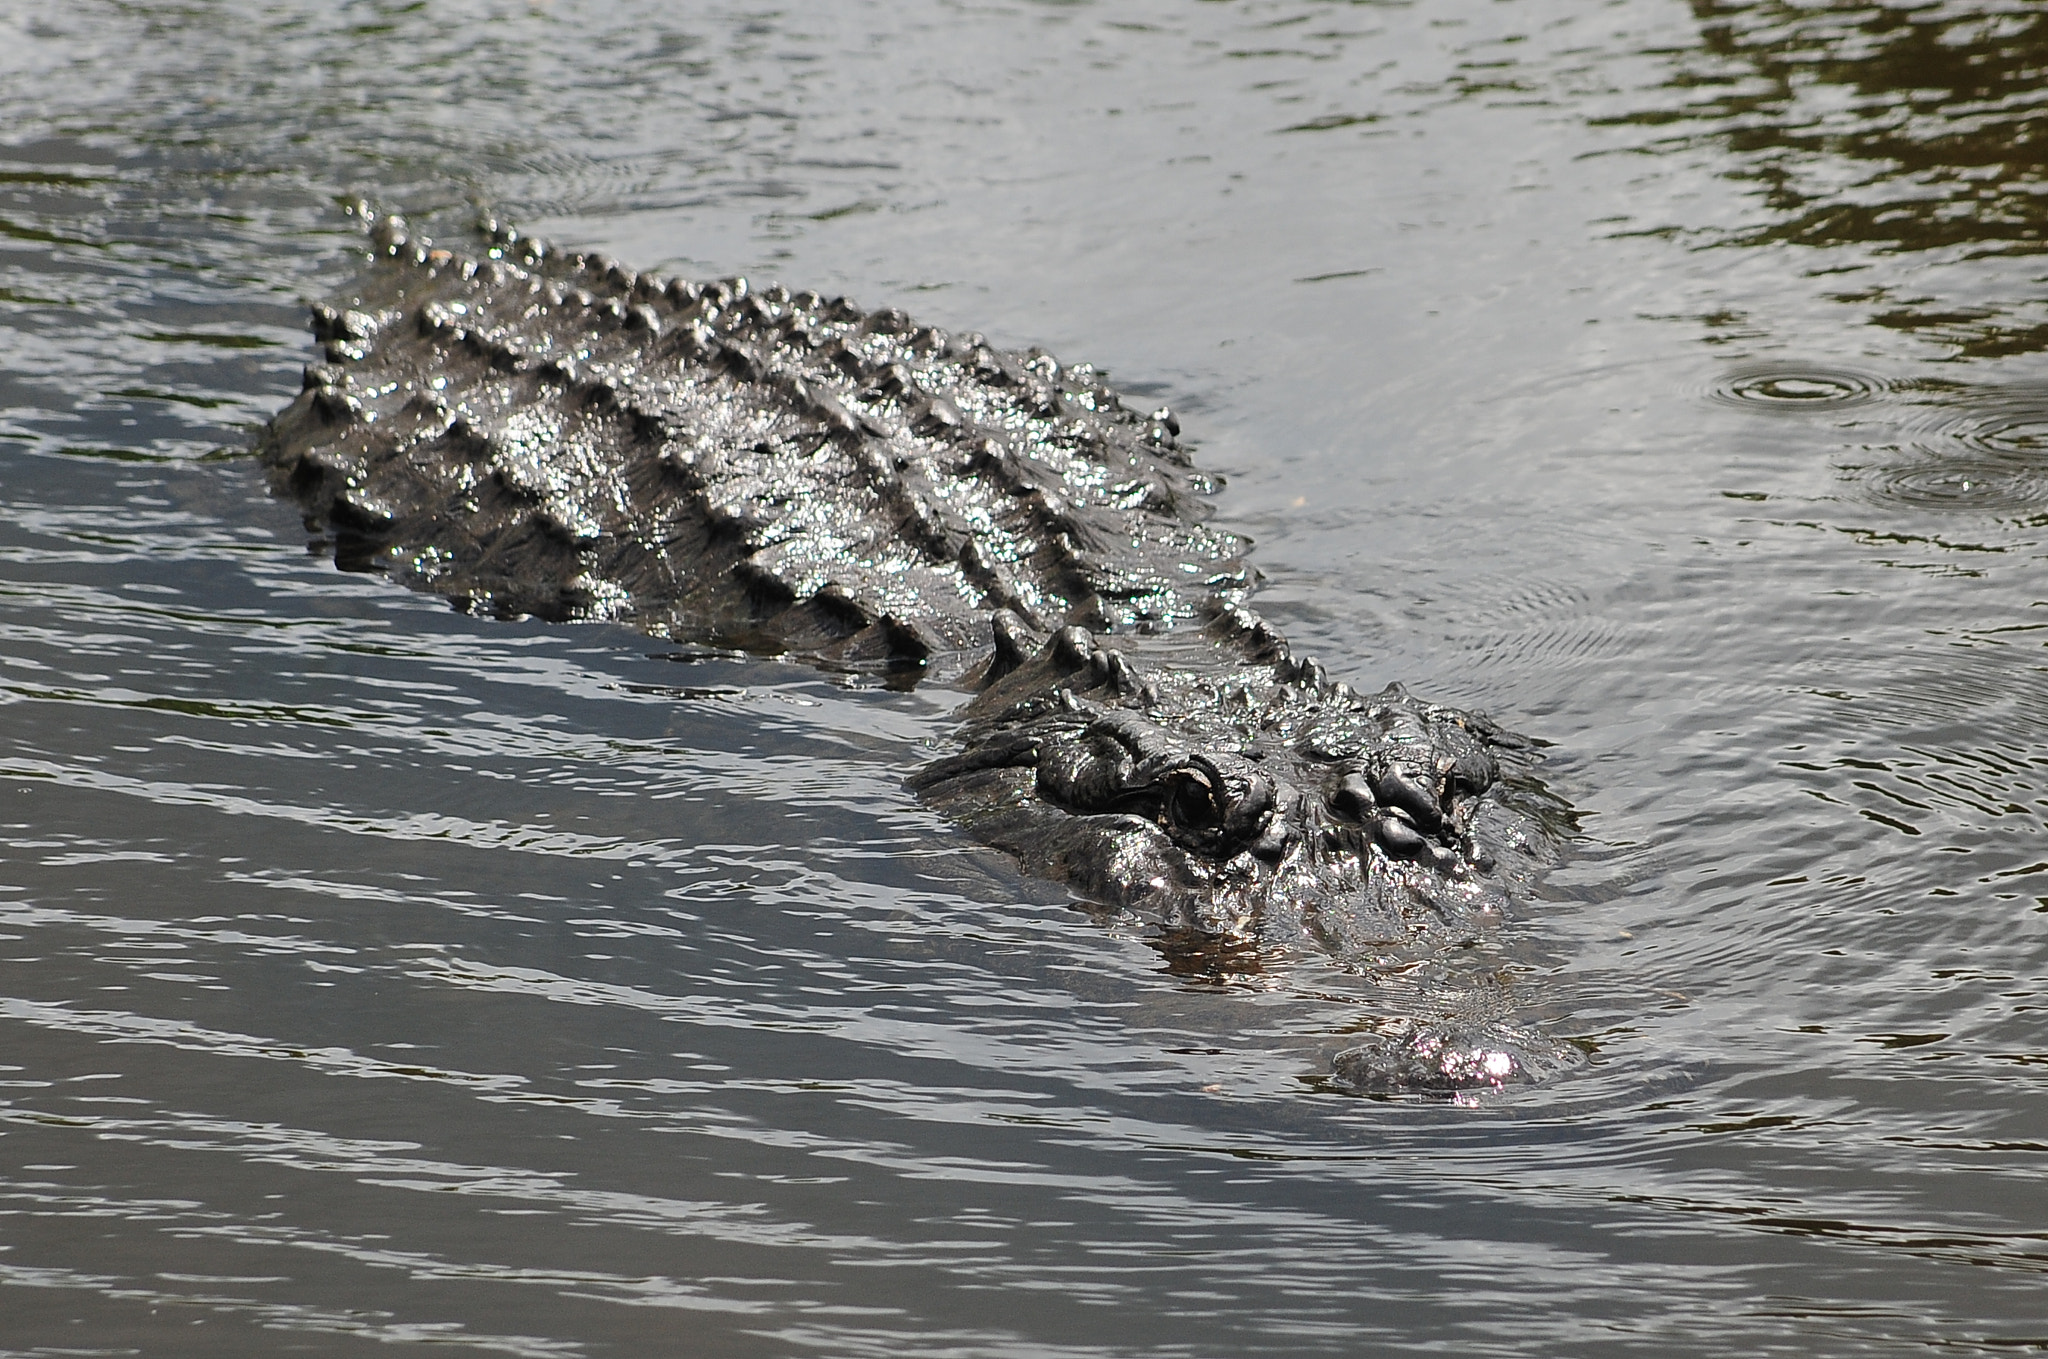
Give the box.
[261,205,1580,1094]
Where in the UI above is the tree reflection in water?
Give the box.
[1618,2,2048,357]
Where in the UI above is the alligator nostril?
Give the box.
[1249,822,1294,861]
[1371,810,1428,857]
[1370,765,1443,834]
[1331,770,1375,820]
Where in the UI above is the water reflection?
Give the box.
[1662,2,2048,252]
[1621,1,2048,355]
[1660,1,2048,532]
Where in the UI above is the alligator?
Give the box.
[259,205,1580,1094]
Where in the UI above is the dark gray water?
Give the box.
[1,1,2043,1353]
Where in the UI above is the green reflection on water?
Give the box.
[1619,2,2048,354]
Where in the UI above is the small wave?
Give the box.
[1443,572,1650,679]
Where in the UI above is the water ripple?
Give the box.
[1707,364,1892,413]
[1842,383,2048,516]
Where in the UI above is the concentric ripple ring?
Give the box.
[1708,364,1891,412]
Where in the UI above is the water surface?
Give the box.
[0,1,2043,1354]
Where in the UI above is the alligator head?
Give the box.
[909,617,1583,1092]
[911,616,1557,967]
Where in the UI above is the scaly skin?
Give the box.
[259,205,1580,1092]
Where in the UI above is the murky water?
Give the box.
[1,1,2042,1354]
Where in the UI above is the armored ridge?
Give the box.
[266,209,1246,676]
[260,206,1579,1093]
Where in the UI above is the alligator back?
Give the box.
[262,210,1246,676]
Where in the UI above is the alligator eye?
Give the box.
[1155,759,1277,858]
[1165,769,1223,833]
